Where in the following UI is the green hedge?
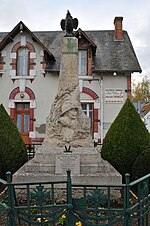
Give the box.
[101,98,150,180]
[0,104,28,180]
[132,146,150,180]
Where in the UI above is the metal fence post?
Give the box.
[125,173,131,226]
[66,170,75,226]
[67,170,72,205]
[6,171,15,226]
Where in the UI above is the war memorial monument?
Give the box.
[13,11,121,185]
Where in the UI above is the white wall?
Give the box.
[144,112,150,133]
[103,75,127,136]
[79,74,128,141]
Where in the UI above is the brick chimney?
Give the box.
[114,17,123,40]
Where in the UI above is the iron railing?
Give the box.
[0,171,149,226]
[26,143,42,160]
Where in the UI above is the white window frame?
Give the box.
[78,50,87,76]
[17,47,29,76]
[81,101,94,136]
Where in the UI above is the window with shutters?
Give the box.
[81,102,94,137]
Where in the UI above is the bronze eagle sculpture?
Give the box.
[60,10,78,36]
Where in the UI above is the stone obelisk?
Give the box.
[13,11,122,185]
[43,38,91,149]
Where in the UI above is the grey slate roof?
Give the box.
[0,29,142,73]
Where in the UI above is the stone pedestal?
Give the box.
[13,147,121,185]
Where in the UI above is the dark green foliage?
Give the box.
[0,104,28,180]
[101,98,150,180]
[132,146,150,180]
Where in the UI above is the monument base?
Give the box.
[13,146,122,185]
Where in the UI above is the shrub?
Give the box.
[132,146,150,180]
[101,98,150,181]
[0,104,28,180]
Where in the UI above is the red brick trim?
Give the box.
[30,58,34,70]
[11,58,17,70]
[11,42,21,53]
[127,75,132,99]
[31,137,44,143]
[9,87,20,99]
[82,87,99,100]
[9,87,35,99]
[25,87,35,99]
[11,41,35,72]
[93,108,98,133]
[11,41,35,53]
[41,56,46,69]
[30,108,34,131]
[9,87,35,131]
[98,138,101,144]
[26,41,35,52]
[0,56,4,70]
[82,87,99,134]
[87,48,92,76]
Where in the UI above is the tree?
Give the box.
[132,76,150,103]
[132,145,150,180]
[0,104,28,180]
[101,98,150,181]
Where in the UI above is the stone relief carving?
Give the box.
[44,84,91,147]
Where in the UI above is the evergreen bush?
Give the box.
[0,104,28,180]
[101,98,150,180]
[132,146,150,180]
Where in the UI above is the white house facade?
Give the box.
[0,17,141,144]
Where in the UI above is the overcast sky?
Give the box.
[0,0,150,83]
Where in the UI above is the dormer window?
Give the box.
[78,50,87,76]
[17,47,29,76]
[76,29,97,78]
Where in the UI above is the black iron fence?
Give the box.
[0,171,149,225]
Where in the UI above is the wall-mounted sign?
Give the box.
[105,88,123,103]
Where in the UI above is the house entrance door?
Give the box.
[16,103,30,144]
